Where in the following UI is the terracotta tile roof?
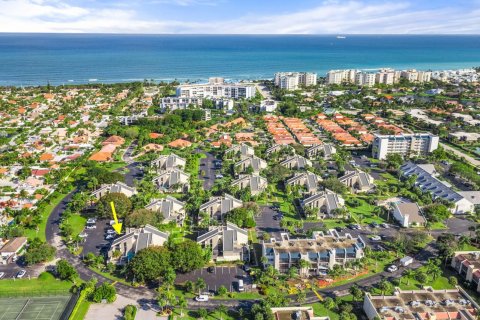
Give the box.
[168,139,192,148]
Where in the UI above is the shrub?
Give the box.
[92,283,116,303]
[124,304,137,320]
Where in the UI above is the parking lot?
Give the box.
[81,219,116,256]
[255,205,283,240]
[175,265,251,293]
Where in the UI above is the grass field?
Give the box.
[24,191,71,241]
[67,214,87,237]
[0,295,71,320]
[0,272,73,295]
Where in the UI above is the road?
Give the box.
[440,143,480,167]
[197,150,216,190]
[122,140,137,163]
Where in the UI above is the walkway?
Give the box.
[440,143,480,167]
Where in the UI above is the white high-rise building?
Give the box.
[326,69,357,85]
[372,133,439,160]
[176,77,256,99]
[274,72,317,90]
[355,72,376,87]
[375,68,395,85]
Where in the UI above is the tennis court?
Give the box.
[0,296,71,320]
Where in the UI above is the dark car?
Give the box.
[370,222,379,228]
[207,266,215,273]
[335,227,344,232]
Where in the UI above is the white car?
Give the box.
[16,269,26,278]
[106,229,116,235]
[195,295,209,302]
[0,272,5,279]
[370,235,382,241]
[86,225,96,230]
[387,265,398,273]
[78,232,88,238]
[215,174,224,179]
[105,234,115,240]
[86,218,96,224]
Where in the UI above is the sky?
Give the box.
[1,0,480,34]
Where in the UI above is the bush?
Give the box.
[24,239,56,265]
[92,283,116,303]
[124,304,137,320]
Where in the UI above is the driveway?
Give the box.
[197,150,216,190]
[123,162,144,187]
[255,205,282,240]
[85,293,159,320]
[175,266,250,294]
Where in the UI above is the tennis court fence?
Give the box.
[0,288,72,298]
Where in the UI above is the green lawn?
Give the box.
[211,292,263,300]
[68,214,87,237]
[102,161,127,171]
[345,196,385,225]
[70,301,91,320]
[24,191,71,241]
[0,272,72,296]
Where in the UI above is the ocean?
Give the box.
[0,34,479,86]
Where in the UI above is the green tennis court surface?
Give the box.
[0,296,71,320]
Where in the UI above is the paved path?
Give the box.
[440,143,480,167]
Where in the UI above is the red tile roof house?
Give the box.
[168,139,192,149]
[102,135,125,146]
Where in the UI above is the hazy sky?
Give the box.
[1,0,480,34]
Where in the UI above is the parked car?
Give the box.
[16,269,26,278]
[78,232,88,238]
[86,225,96,230]
[387,265,398,273]
[195,295,209,302]
[86,218,96,224]
[215,174,224,179]
[380,223,389,228]
[370,222,379,228]
[207,266,215,273]
[335,227,344,232]
[0,272,5,279]
[370,235,382,241]
[238,279,245,292]
[106,229,117,235]
[105,234,115,240]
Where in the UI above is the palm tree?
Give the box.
[195,277,206,295]
[177,295,187,317]
[403,269,415,285]
[216,304,228,320]
[378,279,392,295]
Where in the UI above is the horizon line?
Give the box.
[1,32,480,36]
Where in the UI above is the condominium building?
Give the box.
[400,162,475,214]
[274,72,317,90]
[326,69,357,85]
[262,231,365,275]
[451,251,480,293]
[372,133,439,160]
[355,72,376,87]
[375,68,395,85]
[400,69,432,83]
[363,286,479,320]
[176,77,256,99]
[159,97,202,112]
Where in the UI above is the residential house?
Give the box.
[197,222,249,262]
[280,155,312,170]
[234,155,267,173]
[305,144,336,159]
[91,181,137,200]
[224,143,255,159]
[152,168,190,193]
[199,194,243,221]
[151,154,186,171]
[107,224,169,264]
[338,170,375,193]
[391,201,426,227]
[168,139,192,149]
[286,171,320,195]
[262,231,365,275]
[145,196,186,225]
[231,174,268,196]
[0,237,27,264]
[302,190,345,218]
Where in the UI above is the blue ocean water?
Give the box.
[0,33,479,86]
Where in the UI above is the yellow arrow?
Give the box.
[110,201,123,234]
